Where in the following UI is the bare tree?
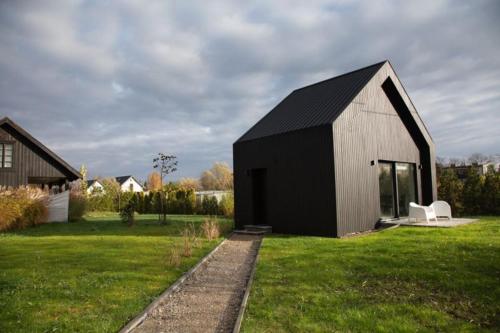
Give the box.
[153,153,178,223]
[449,157,466,166]
[468,153,489,165]
[436,156,448,167]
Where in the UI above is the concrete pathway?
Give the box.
[130,234,262,333]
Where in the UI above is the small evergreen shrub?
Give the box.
[119,201,136,226]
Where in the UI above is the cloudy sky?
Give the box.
[1,0,499,181]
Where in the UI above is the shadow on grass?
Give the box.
[2,214,234,238]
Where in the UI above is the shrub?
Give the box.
[481,167,500,215]
[200,196,219,215]
[119,201,136,226]
[219,192,234,218]
[86,194,114,212]
[438,169,463,216]
[0,187,48,231]
[68,192,87,221]
[463,168,483,215]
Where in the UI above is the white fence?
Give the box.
[195,190,232,203]
[47,190,69,222]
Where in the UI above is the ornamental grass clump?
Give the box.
[0,186,48,231]
[201,218,220,241]
[182,223,199,257]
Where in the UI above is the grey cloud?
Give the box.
[0,0,499,181]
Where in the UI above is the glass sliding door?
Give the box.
[378,161,417,219]
[378,162,395,218]
[396,163,417,216]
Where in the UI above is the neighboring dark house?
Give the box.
[233,61,437,237]
[0,117,80,188]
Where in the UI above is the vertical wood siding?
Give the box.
[333,62,436,236]
[233,62,436,238]
[234,126,337,236]
[0,127,67,187]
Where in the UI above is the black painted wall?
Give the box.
[234,125,337,236]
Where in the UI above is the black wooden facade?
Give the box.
[233,61,436,237]
[0,117,80,188]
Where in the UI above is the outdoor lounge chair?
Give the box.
[409,202,437,223]
[430,200,452,220]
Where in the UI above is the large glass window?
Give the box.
[378,161,417,218]
[396,163,417,216]
[378,162,395,218]
[0,143,13,168]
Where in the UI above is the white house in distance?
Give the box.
[115,175,144,192]
[86,179,104,195]
[195,190,232,203]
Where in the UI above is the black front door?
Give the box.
[251,168,267,225]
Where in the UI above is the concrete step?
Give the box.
[244,225,272,234]
[233,229,265,236]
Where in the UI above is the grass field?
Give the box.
[0,213,232,333]
[241,217,500,333]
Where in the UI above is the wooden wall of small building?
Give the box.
[234,126,337,237]
[0,126,66,187]
[333,62,436,236]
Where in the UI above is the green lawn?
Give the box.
[242,217,500,333]
[0,213,232,333]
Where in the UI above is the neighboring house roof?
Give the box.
[0,117,81,180]
[86,179,102,187]
[236,61,386,142]
[115,175,143,188]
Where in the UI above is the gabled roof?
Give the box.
[0,117,81,180]
[115,175,142,187]
[86,179,102,187]
[236,61,387,142]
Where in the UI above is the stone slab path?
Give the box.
[130,234,262,333]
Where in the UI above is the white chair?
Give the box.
[409,202,437,223]
[430,201,452,220]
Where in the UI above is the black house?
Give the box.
[233,61,436,237]
[0,117,81,188]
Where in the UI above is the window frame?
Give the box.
[0,141,14,169]
[378,160,418,219]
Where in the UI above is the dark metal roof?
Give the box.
[236,61,386,142]
[115,175,132,185]
[87,179,100,187]
[0,117,81,179]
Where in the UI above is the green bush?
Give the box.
[68,193,87,221]
[200,196,219,215]
[119,201,136,226]
[463,168,483,215]
[438,168,463,216]
[219,192,234,218]
[481,167,500,215]
[438,165,500,216]
[86,194,114,212]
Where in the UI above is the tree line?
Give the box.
[437,163,500,216]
